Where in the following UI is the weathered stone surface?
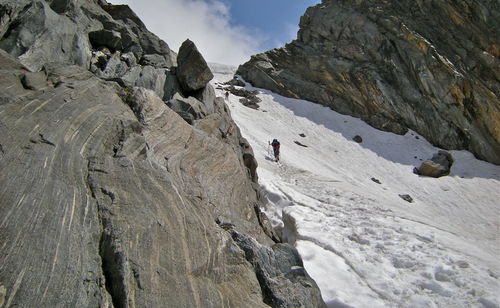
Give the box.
[176,39,214,92]
[0,0,93,71]
[102,3,176,66]
[414,151,454,178]
[140,53,171,68]
[162,67,182,101]
[193,84,216,114]
[167,93,207,124]
[21,71,48,90]
[0,57,276,308]
[93,51,129,79]
[237,0,500,164]
[240,137,259,183]
[229,230,327,308]
[47,0,74,14]
[0,1,326,306]
[89,29,122,50]
[0,0,177,71]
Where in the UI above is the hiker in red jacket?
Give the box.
[271,139,280,162]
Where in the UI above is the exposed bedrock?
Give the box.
[0,0,325,306]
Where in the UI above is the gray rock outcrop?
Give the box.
[237,0,500,165]
[0,0,325,307]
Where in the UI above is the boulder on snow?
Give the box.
[353,135,363,143]
[414,151,454,178]
[399,194,414,203]
[176,39,213,92]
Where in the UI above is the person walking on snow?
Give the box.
[224,91,229,100]
[271,139,280,162]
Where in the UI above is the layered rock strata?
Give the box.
[0,0,325,306]
[238,0,500,164]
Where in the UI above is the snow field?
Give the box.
[210,65,500,308]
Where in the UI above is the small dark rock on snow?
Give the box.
[399,194,414,203]
[299,133,306,137]
[353,135,363,143]
[294,141,308,147]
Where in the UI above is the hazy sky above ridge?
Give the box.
[107,0,321,65]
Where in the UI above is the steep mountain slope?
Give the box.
[237,0,500,165]
[212,65,500,308]
[0,0,325,307]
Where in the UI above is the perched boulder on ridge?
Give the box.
[176,39,214,92]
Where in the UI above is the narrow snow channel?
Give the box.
[210,64,500,308]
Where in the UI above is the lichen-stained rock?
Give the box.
[237,0,500,165]
[176,39,214,92]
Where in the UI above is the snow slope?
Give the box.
[210,64,500,308]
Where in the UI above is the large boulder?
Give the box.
[237,0,500,165]
[176,39,214,92]
[414,151,454,178]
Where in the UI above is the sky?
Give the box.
[107,0,321,65]
[209,64,500,307]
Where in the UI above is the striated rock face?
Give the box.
[238,0,500,164]
[0,0,325,307]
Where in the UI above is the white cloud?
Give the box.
[107,0,265,65]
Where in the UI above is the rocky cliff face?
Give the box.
[0,0,325,307]
[237,0,500,164]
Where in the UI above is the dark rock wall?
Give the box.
[237,0,500,164]
[0,0,325,307]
